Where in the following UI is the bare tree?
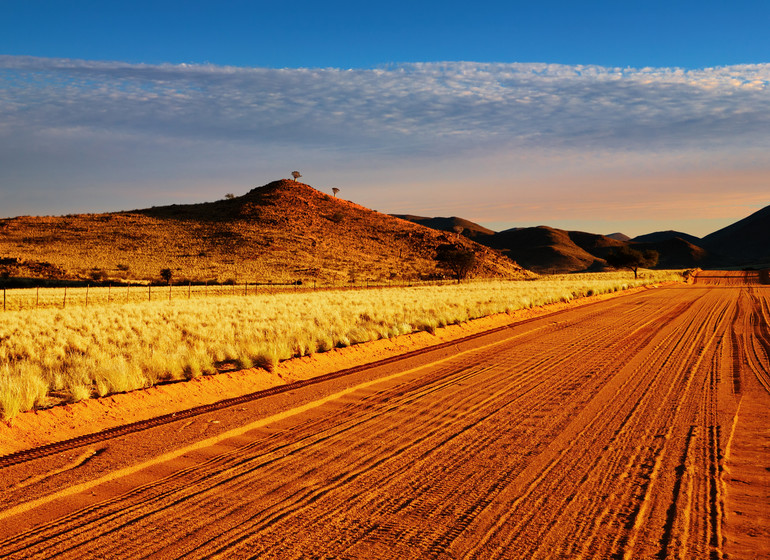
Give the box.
[332,187,340,197]
[452,225,464,240]
[291,171,302,182]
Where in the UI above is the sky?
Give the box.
[1,1,769,237]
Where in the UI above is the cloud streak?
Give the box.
[1,56,768,233]
[2,56,768,153]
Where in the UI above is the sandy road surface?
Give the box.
[0,272,768,559]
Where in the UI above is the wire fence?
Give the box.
[0,278,464,312]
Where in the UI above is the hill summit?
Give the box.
[0,180,530,284]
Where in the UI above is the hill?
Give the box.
[486,226,608,274]
[632,238,712,269]
[606,232,631,242]
[0,180,529,284]
[397,206,770,272]
[632,230,702,245]
[701,204,770,266]
[414,219,716,273]
[391,215,495,241]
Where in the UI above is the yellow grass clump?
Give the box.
[0,270,684,419]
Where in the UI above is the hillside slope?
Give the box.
[486,226,605,273]
[391,215,495,241]
[0,180,529,283]
[701,204,770,265]
[632,230,702,245]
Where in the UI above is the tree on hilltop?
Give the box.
[606,246,659,278]
[291,171,302,182]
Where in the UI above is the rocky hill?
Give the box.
[0,180,530,284]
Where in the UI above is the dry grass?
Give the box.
[0,270,684,419]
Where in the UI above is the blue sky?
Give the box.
[1,1,769,236]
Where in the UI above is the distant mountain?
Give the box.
[0,180,530,284]
[606,232,631,242]
[392,215,495,241]
[485,226,608,273]
[567,231,626,259]
[701,205,770,266]
[632,238,712,269]
[632,230,701,245]
[403,204,770,272]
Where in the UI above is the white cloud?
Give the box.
[2,57,768,153]
[0,56,768,226]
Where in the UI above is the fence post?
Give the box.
[148,284,151,302]
[3,287,5,311]
[63,286,67,309]
[188,281,191,299]
[86,284,89,307]
[244,282,247,296]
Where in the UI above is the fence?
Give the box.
[0,278,459,312]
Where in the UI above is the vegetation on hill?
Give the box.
[0,180,529,285]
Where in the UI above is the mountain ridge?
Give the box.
[396,204,770,272]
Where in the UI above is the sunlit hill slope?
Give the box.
[0,180,530,284]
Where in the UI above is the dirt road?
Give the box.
[1,272,768,559]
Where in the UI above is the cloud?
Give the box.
[2,56,768,155]
[1,56,768,228]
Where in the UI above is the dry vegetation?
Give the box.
[0,271,684,419]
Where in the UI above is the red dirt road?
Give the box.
[1,272,768,559]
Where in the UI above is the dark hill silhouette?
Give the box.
[606,232,631,242]
[391,215,495,241]
[0,180,529,284]
[632,238,712,269]
[632,230,702,245]
[398,205,770,272]
[701,204,770,266]
[567,231,626,259]
[413,220,721,273]
[486,226,604,273]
